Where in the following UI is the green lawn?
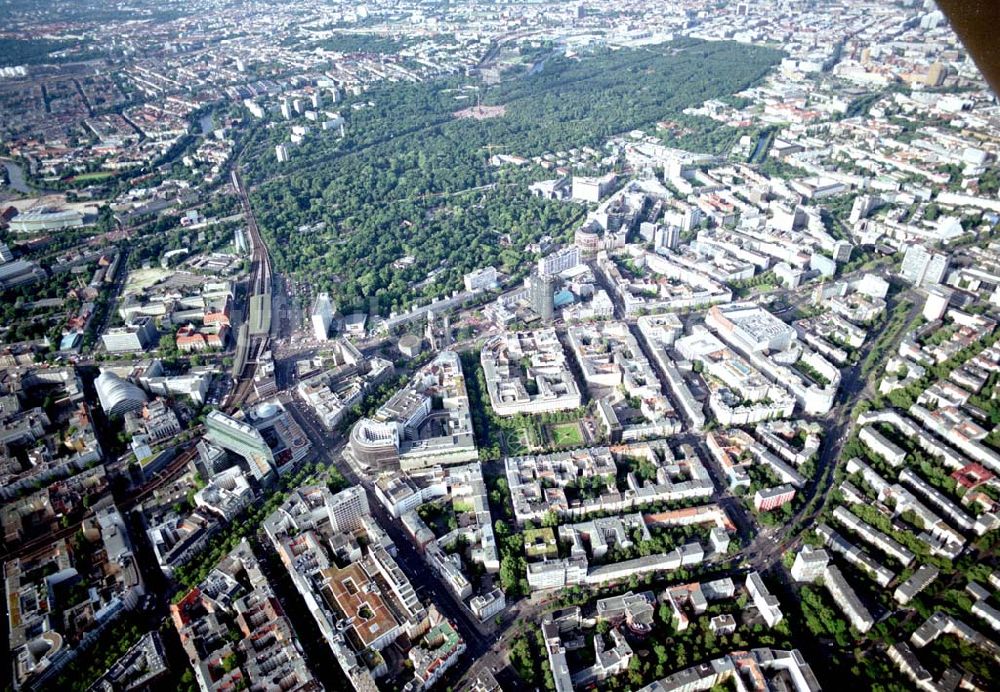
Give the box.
[549,422,584,447]
[523,528,558,559]
[70,171,115,182]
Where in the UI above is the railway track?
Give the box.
[225,168,273,412]
[2,444,198,564]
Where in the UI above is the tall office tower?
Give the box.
[195,439,231,479]
[849,194,879,224]
[311,292,334,341]
[923,286,953,321]
[924,251,949,286]
[833,240,853,263]
[680,205,701,232]
[426,310,437,350]
[656,225,681,250]
[900,244,927,285]
[326,486,370,533]
[529,274,557,323]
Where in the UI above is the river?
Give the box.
[748,131,770,163]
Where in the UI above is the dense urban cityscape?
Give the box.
[0,0,999,690]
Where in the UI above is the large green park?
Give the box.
[243,38,783,315]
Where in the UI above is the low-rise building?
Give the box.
[791,546,829,583]
[349,351,476,472]
[101,316,159,353]
[859,426,906,467]
[824,564,875,633]
[754,484,796,512]
[171,541,319,692]
[407,617,466,690]
[480,330,582,416]
[194,466,254,521]
[7,502,144,690]
[816,523,895,588]
[911,611,1000,662]
[709,614,737,635]
[595,591,656,634]
[90,632,169,691]
[746,571,783,627]
[894,565,940,606]
[505,442,713,525]
[832,506,915,566]
[463,266,499,292]
[637,648,820,692]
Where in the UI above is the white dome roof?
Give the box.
[256,401,279,419]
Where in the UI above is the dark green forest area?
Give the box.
[0,38,106,66]
[313,34,417,54]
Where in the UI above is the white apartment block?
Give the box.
[538,246,581,277]
[859,426,906,467]
[900,244,949,286]
[791,546,829,583]
[480,330,582,416]
[746,571,783,627]
[824,565,875,633]
[463,266,498,292]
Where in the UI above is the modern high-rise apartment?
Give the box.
[900,244,949,286]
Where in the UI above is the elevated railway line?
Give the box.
[226,168,273,412]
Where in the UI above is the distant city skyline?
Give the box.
[0,1,998,691]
